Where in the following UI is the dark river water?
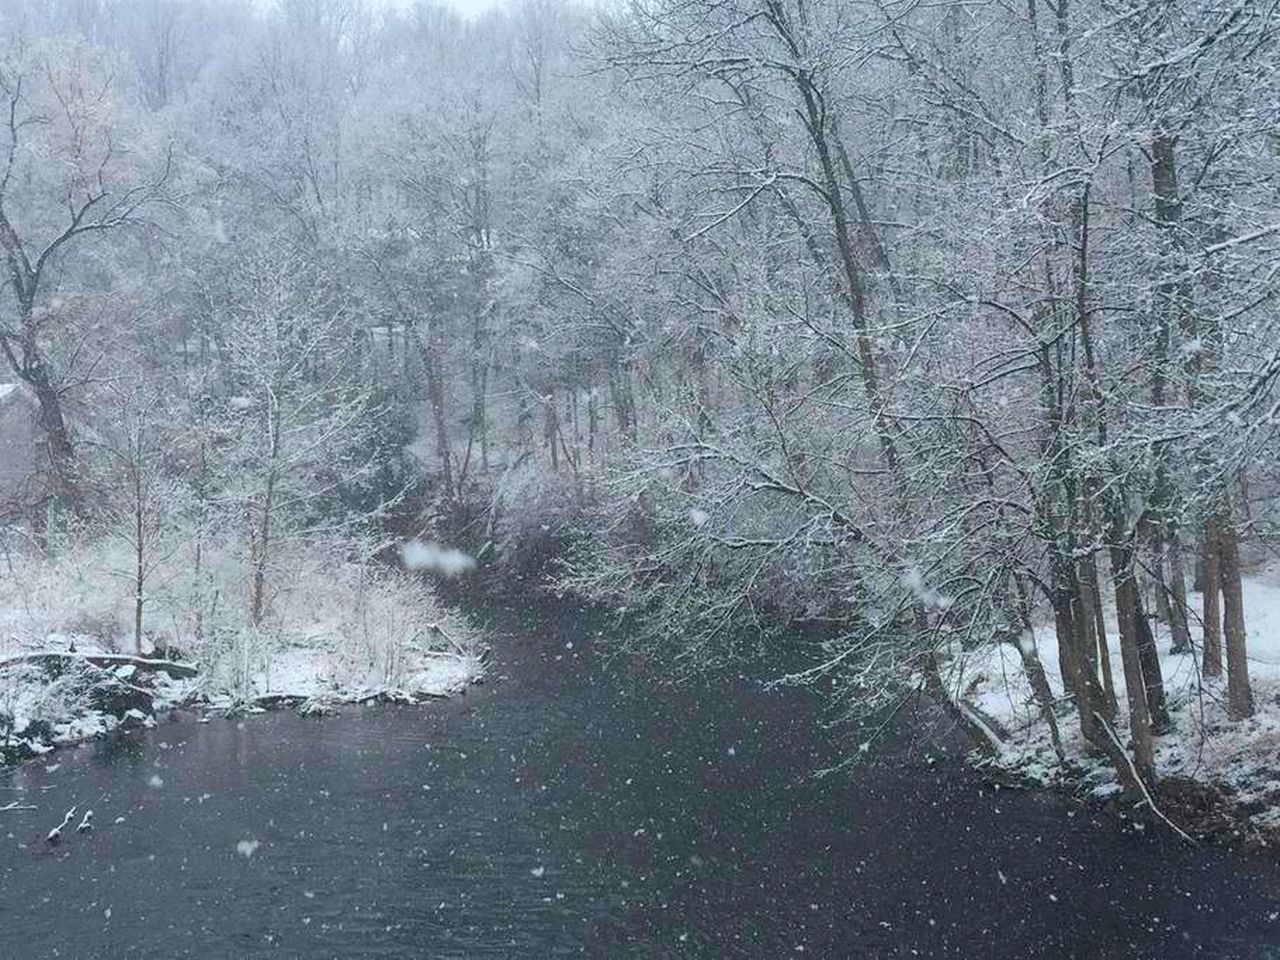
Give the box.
[4,601,1280,959]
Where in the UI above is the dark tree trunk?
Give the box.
[1166,533,1194,653]
[1202,518,1223,678]
[1079,554,1117,720]
[1133,588,1171,732]
[1052,556,1081,698]
[1217,508,1254,719]
[414,318,454,501]
[1108,539,1158,789]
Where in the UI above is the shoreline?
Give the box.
[1,643,485,766]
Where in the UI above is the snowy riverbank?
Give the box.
[956,563,1280,833]
[1,638,483,763]
[0,538,485,763]
[1,643,482,763]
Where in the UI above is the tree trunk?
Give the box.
[470,309,489,475]
[1152,538,1175,629]
[26,368,86,518]
[1020,642,1065,761]
[1072,555,1114,736]
[1217,509,1254,719]
[1133,584,1171,732]
[1109,540,1157,788]
[1079,552,1117,720]
[1202,517,1223,678]
[134,464,145,656]
[1014,574,1065,758]
[587,387,598,455]
[249,469,275,628]
[416,318,454,501]
[1052,557,1081,698]
[1166,533,1193,653]
[545,390,560,472]
[921,651,1004,757]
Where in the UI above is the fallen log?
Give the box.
[0,652,198,681]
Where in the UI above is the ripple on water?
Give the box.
[3,605,1280,958]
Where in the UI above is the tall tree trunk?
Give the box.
[544,389,560,472]
[1217,505,1254,719]
[1078,487,1118,722]
[1021,641,1065,761]
[1202,518,1223,678]
[587,387,598,454]
[1166,533,1194,653]
[249,470,275,628]
[414,318,454,501]
[470,328,489,475]
[1108,538,1157,789]
[1075,552,1116,727]
[22,364,86,518]
[193,447,207,648]
[249,401,281,629]
[133,463,145,656]
[1052,555,1081,698]
[1012,573,1064,758]
[1152,534,1175,630]
[1133,585,1171,732]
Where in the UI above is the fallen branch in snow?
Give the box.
[425,622,469,655]
[923,653,1007,756]
[1096,713,1196,845]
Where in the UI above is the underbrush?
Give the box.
[406,458,606,590]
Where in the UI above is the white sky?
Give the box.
[447,0,506,14]
[383,0,510,18]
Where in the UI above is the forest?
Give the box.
[2,0,1280,837]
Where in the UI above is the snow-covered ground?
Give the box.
[0,538,485,762]
[957,562,1280,823]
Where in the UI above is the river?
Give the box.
[3,601,1280,958]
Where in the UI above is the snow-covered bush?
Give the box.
[0,536,147,651]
